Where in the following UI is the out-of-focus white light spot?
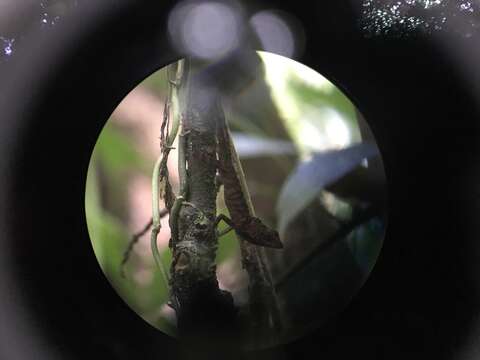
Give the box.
[299,121,327,152]
[168,1,241,60]
[324,109,351,148]
[1,37,14,56]
[460,1,474,12]
[250,11,295,58]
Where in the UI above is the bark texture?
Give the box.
[170,64,238,344]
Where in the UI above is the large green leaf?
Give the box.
[85,160,170,329]
[276,142,379,235]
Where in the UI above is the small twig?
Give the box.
[120,209,168,278]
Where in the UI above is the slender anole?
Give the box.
[168,58,189,249]
[216,97,284,337]
[215,99,283,249]
[151,154,170,286]
[151,60,185,286]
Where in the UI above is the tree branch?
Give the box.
[170,59,237,343]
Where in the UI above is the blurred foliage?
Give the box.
[93,123,151,176]
[85,88,176,333]
[85,53,386,341]
[259,51,362,158]
[346,217,385,276]
[287,72,361,144]
[141,68,169,95]
[276,143,380,235]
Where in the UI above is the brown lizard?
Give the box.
[215,99,283,249]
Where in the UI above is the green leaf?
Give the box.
[276,143,379,235]
[85,161,169,320]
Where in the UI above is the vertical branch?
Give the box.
[168,48,283,348]
[170,59,237,343]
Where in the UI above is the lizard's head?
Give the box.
[243,217,284,249]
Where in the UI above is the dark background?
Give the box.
[1,0,479,359]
